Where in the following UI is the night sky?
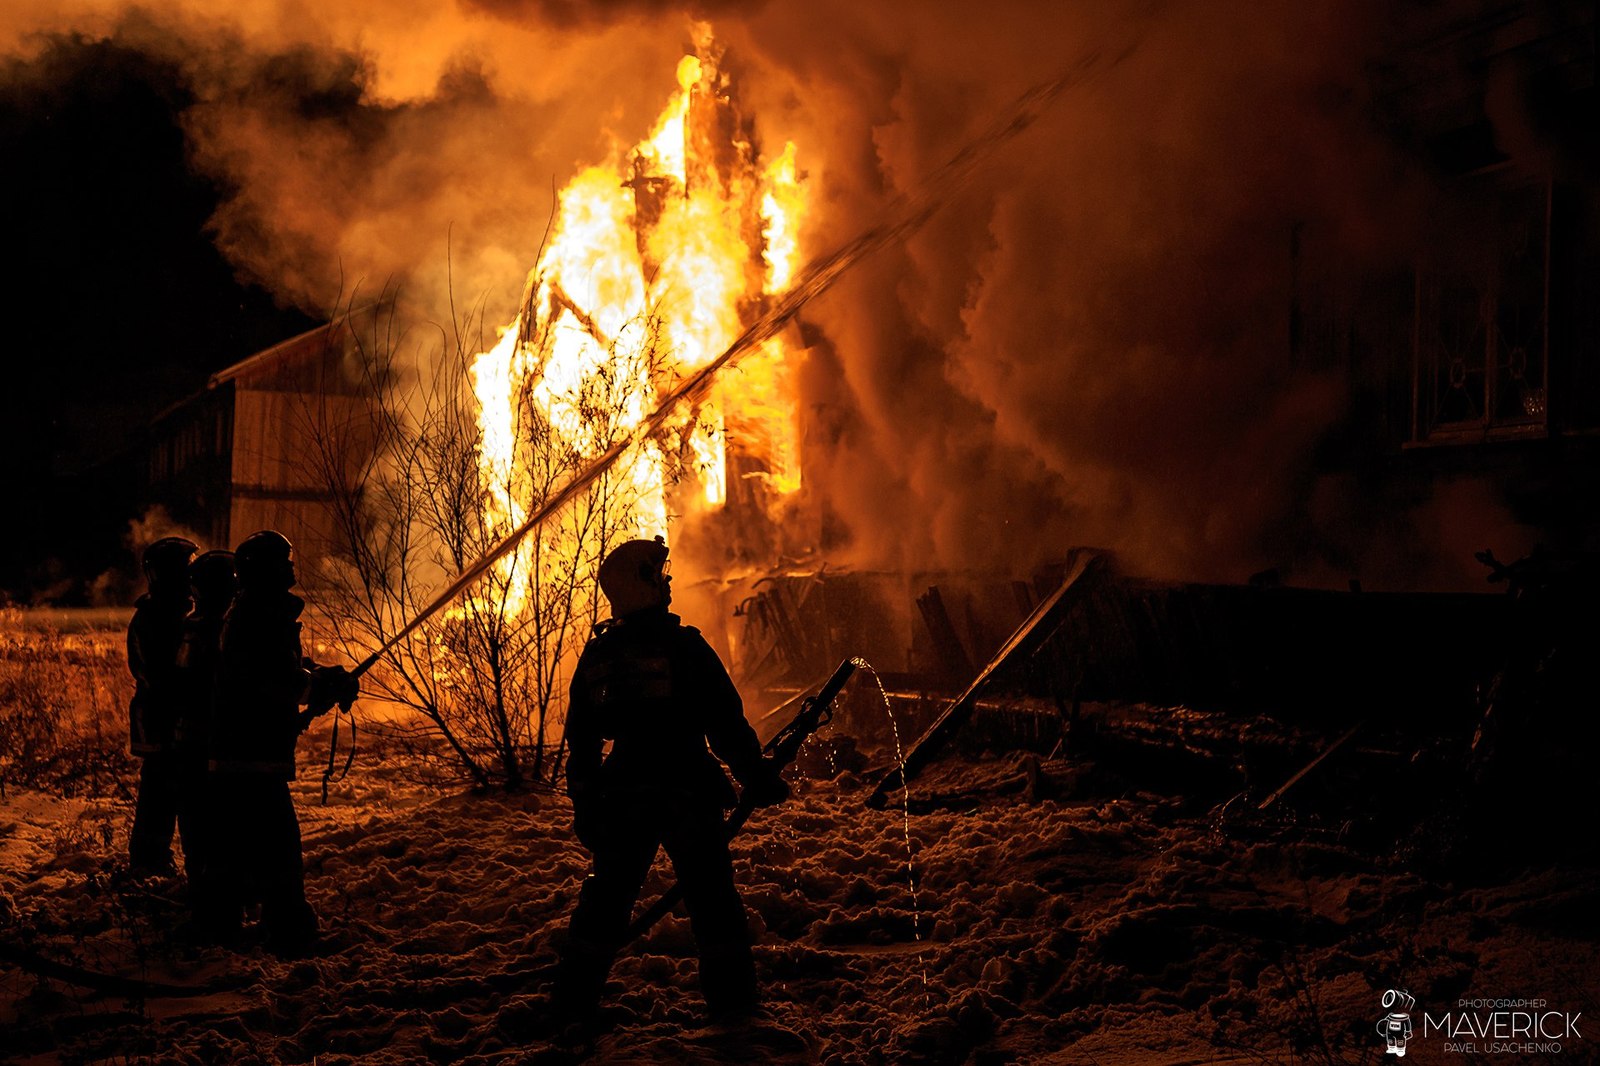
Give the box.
[2,35,314,597]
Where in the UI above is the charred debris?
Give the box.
[730,547,1599,864]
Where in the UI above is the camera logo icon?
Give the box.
[1377,989,1416,1057]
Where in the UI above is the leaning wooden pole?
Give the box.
[866,551,1104,808]
[1257,721,1365,811]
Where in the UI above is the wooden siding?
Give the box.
[144,385,234,550]
[228,388,372,558]
[143,303,385,556]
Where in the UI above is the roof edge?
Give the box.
[208,300,388,389]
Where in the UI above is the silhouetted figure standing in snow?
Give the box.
[555,536,788,1026]
[209,530,357,955]
[174,549,236,930]
[127,536,197,875]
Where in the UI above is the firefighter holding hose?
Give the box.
[554,536,789,1026]
[208,530,357,955]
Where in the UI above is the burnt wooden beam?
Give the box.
[916,585,975,681]
[868,550,1105,808]
[1257,721,1364,811]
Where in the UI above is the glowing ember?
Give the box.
[471,31,806,581]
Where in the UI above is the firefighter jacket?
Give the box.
[565,609,763,810]
[173,606,227,760]
[211,588,312,779]
[127,592,192,756]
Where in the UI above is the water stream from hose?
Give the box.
[850,657,929,1004]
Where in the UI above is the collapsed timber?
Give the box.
[730,547,1598,861]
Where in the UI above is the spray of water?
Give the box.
[850,656,929,1003]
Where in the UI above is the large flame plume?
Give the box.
[470,30,806,610]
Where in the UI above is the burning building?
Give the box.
[452,31,819,671]
[95,6,1598,748]
[471,31,807,568]
[442,6,1599,720]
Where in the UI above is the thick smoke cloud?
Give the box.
[2,0,1540,587]
[4,1,695,321]
[723,1,1443,580]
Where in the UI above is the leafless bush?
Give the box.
[0,615,135,799]
[301,287,686,791]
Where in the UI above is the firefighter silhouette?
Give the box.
[208,530,357,954]
[126,536,197,874]
[554,537,788,1025]
[174,549,236,931]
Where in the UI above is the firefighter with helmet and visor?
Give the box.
[209,529,358,955]
[554,536,789,1028]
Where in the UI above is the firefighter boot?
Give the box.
[699,939,758,1020]
[551,932,613,1026]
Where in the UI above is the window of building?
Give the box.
[1411,177,1550,444]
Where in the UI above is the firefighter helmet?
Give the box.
[189,549,238,604]
[598,536,671,617]
[234,529,295,590]
[142,536,197,585]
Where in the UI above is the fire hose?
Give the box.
[297,671,358,804]
[320,700,358,804]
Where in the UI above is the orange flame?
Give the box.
[470,32,806,601]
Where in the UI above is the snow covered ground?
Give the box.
[3,734,1596,1065]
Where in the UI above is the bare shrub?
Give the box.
[301,290,686,791]
[0,614,135,799]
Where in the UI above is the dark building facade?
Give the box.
[143,303,382,565]
[1283,1,1600,567]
